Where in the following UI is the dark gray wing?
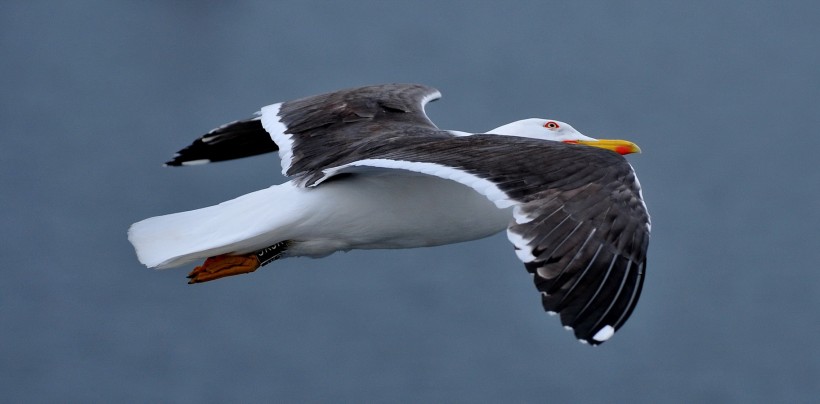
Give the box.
[309,135,650,345]
[165,83,440,167]
[507,161,649,345]
[263,83,446,180]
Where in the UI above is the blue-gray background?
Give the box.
[2,1,818,402]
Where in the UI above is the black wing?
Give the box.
[165,116,276,166]
[166,83,442,168]
[507,162,649,344]
[307,135,650,345]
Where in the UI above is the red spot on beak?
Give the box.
[562,140,579,144]
[614,145,631,155]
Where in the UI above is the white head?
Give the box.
[488,118,641,155]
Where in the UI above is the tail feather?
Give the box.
[128,185,291,269]
[165,115,278,166]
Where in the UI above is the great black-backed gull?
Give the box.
[128,83,650,344]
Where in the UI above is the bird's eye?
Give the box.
[544,121,560,129]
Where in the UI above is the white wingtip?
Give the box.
[180,159,211,166]
[592,325,615,342]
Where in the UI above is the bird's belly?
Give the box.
[284,174,512,257]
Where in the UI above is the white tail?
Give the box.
[128,184,295,269]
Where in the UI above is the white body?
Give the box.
[128,173,511,269]
[130,100,591,271]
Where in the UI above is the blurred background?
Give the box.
[2,1,818,402]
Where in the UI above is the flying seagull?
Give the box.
[128,83,650,345]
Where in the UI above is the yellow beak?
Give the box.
[565,139,642,155]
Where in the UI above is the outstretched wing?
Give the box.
[165,83,441,167]
[305,135,651,345]
[506,163,649,344]
[259,83,446,180]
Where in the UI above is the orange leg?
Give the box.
[187,254,261,284]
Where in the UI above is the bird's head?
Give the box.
[488,118,641,155]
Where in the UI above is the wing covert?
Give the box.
[260,83,446,181]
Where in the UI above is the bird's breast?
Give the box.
[284,173,511,256]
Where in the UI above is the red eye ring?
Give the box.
[544,121,560,129]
